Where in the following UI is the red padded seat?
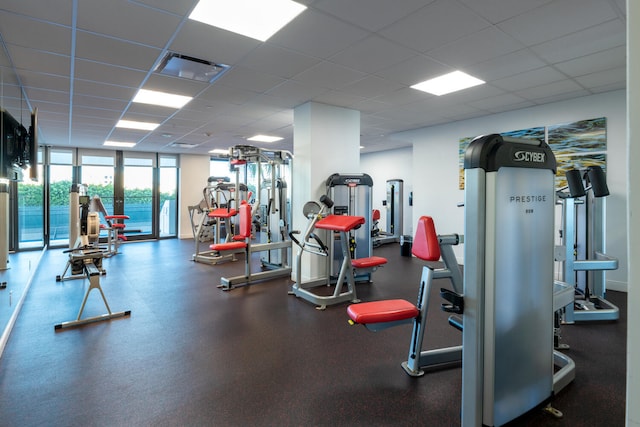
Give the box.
[210,241,247,251]
[209,203,251,252]
[208,208,238,218]
[347,299,418,324]
[351,256,387,269]
[315,215,365,232]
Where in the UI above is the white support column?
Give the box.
[292,102,360,281]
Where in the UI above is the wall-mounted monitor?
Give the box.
[0,108,38,182]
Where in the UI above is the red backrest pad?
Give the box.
[411,216,441,261]
[239,203,252,238]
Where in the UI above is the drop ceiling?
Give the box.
[0,0,627,155]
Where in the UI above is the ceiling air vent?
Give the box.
[156,53,229,83]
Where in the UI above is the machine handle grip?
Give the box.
[289,230,301,247]
[320,195,334,208]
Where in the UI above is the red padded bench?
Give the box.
[209,203,251,253]
[347,216,441,328]
[347,299,418,325]
[351,256,387,269]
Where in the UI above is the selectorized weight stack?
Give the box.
[462,134,570,426]
[326,173,374,281]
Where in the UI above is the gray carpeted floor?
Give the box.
[0,239,626,426]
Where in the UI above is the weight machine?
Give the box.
[556,166,619,322]
[218,145,293,289]
[55,184,130,330]
[372,179,403,247]
[347,135,575,426]
[290,195,386,310]
[188,176,248,265]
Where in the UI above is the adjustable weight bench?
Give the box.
[347,215,464,376]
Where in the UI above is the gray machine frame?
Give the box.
[326,173,374,281]
[373,179,403,246]
[462,134,574,426]
[556,167,619,322]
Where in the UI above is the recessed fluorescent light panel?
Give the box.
[104,141,137,148]
[156,53,230,83]
[247,134,283,143]
[189,0,307,42]
[411,71,485,96]
[116,120,159,131]
[133,89,193,109]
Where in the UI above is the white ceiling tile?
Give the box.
[216,66,286,93]
[0,13,72,55]
[312,90,367,109]
[314,0,430,32]
[380,0,490,53]
[292,61,366,90]
[73,94,129,111]
[554,46,626,77]
[19,71,70,92]
[466,92,530,110]
[0,1,73,26]
[466,49,547,82]
[374,55,451,87]
[6,46,70,77]
[263,80,330,106]
[329,35,418,74]
[23,87,70,105]
[198,83,260,105]
[129,0,198,16]
[492,66,567,91]
[341,76,405,99]
[426,27,524,68]
[497,0,619,46]
[74,59,147,88]
[515,79,585,100]
[458,0,554,24]
[73,79,137,101]
[75,31,161,70]
[575,67,626,90]
[268,9,369,58]
[531,19,626,64]
[237,44,321,79]
[77,0,182,48]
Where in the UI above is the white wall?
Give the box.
[360,146,414,237]
[396,90,627,291]
[178,154,211,239]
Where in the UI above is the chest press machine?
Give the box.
[347,135,575,426]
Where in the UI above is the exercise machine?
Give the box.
[326,173,375,282]
[556,166,619,322]
[290,196,386,310]
[373,179,403,247]
[217,145,293,289]
[348,215,464,375]
[348,135,575,426]
[188,176,248,265]
[55,184,130,330]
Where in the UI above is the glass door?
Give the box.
[48,148,75,247]
[159,155,178,237]
[122,152,155,239]
[17,153,44,249]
